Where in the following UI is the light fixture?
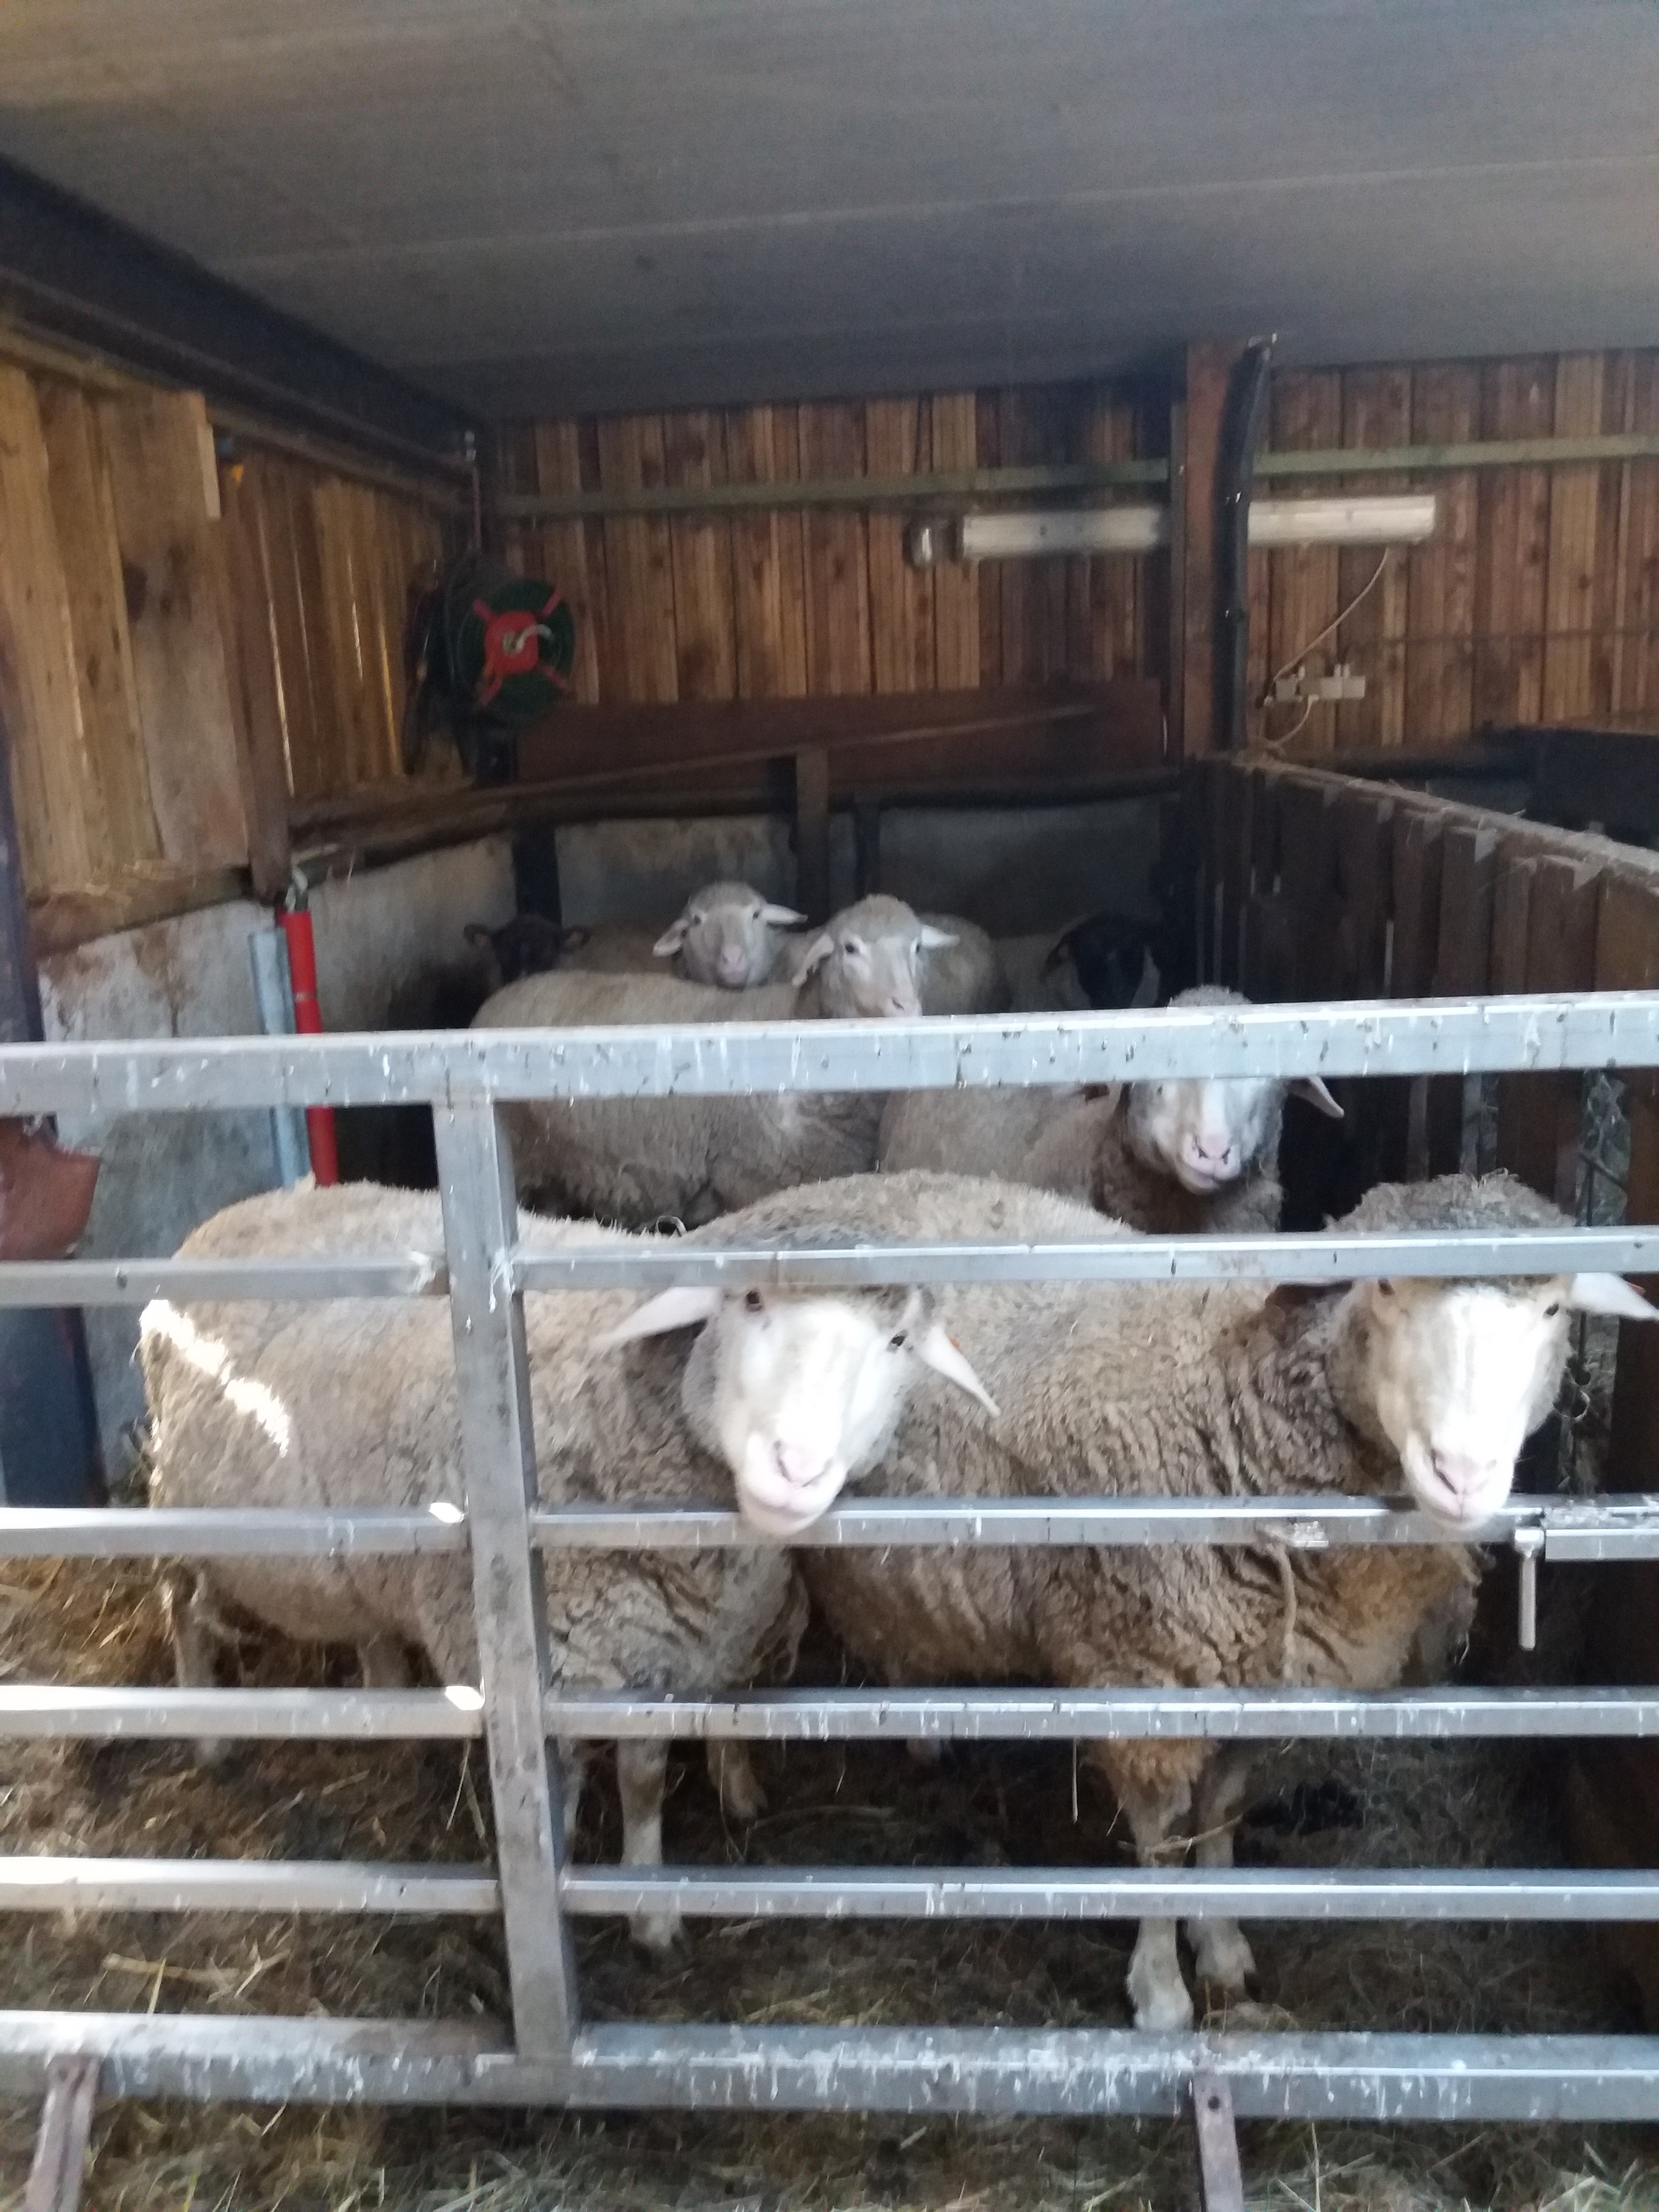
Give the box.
[906,495,1436,567]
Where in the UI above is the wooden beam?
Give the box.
[22,2055,98,2212]
[1171,344,1237,761]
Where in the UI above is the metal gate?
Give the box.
[3,993,1659,2134]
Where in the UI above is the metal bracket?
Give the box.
[1190,2070,1245,2212]
[1514,1525,1545,1651]
[24,2054,99,2212]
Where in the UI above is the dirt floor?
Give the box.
[0,1555,1655,2212]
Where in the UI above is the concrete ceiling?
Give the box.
[1,1,1656,422]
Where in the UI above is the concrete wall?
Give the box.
[40,838,515,1467]
[552,797,1159,937]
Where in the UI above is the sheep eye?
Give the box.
[888,1331,908,1351]
[841,938,860,956]
[743,1290,764,1313]
[1543,1300,1561,1319]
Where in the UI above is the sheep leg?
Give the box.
[359,1635,412,1690]
[906,1738,944,1768]
[556,1740,587,1849]
[706,1740,767,1822]
[1185,1747,1258,1998]
[617,1738,681,1955]
[165,1570,233,1770]
[1103,1749,1200,2032]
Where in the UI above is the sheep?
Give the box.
[471,895,956,1225]
[461,916,591,997]
[781,907,1003,1015]
[639,1167,1659,2027]
[559,881,807,990]
[1019,985,1344,1234]
[141,1178,996,1953]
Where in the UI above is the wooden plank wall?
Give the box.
[1251,349,1659,754]
[1195,752,1659,2026]
[0,355,451,920]
[493,384,1155,707]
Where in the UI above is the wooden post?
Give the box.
[1169,345,1238,761]
[0,708,103,1509]
[1190,2072,1246,2212]
[23,2056,98,2212]
[793,744,831,923]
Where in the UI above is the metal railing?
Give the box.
[2,995,1659,2123]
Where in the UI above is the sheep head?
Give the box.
[1122,987,1341,1195]
[600,1279,995,1538]
[653,881,805,990]
[795,895,956,1021]
[1325,1173,1658,1530]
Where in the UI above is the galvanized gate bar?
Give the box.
[3,1680,1657,1745]
[557,1865,1659,1922]
[544,1683,1659,1741]
[2,993,1658,1117]
[0,1254,444,1307]
[532,1493,1659,1553]
[515,1225,1659,1290]
[0,1859,498,1914]
[0,2014,1657,2123]
[0,1686,483,1738]
[0,1506,469,1557]
[432,1096,578,2069]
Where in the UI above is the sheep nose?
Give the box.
[1192,1137,1236,1168]
[774,1443,831,1492]
[718,954,746,981]
[1429,1448,1492,1505]
[885,993,921,1019]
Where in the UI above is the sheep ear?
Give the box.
[918,923,958,951]
[1568,1273,1659,1321]
[1290,1077,1344,1120]
[760,903,807,929]
[1129,946,1161,1010]
[596,1286,723,1349]
[916,1324,999,1417]
[794,930,836,980]
[652,918,690,958]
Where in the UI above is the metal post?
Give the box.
[247,928,310,1188]
[432,1094,578,2071]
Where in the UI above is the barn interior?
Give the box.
[1,5,1658,2206]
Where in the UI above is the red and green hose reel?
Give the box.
[401,550,577,782]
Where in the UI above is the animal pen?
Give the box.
[2,12,1659,2202]
[4,944,1659,2185]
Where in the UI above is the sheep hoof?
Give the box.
[1126,1948,1195,2032]
[715,1754,768,1825]
[1190,1921,1257,1997]
[631,1910,683,1958]
[905,1737,944,1768]
[193,1739,231,1774]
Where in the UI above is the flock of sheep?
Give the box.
[139,878,1658,2032]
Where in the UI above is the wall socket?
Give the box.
[1273,661,1367,704]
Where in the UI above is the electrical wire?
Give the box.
[1260,546,1393,710]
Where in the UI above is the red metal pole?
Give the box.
[278,902,339,1185]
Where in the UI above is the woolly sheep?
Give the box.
[1019,985,1344,1234]
[461,916,591,997]
[471,895,952,1224]
[142,1180,995,1953]
[644,1167,1659,2026]
[780,907,1000,1015]
[559,881,806,989]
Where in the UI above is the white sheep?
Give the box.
[779,907,1002,1015]
[472,895,956,1224]
[141,1179,995,1953]
[1019,985,1344,1234]
[559,881,806,990]
[631,1167,1658,2026]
